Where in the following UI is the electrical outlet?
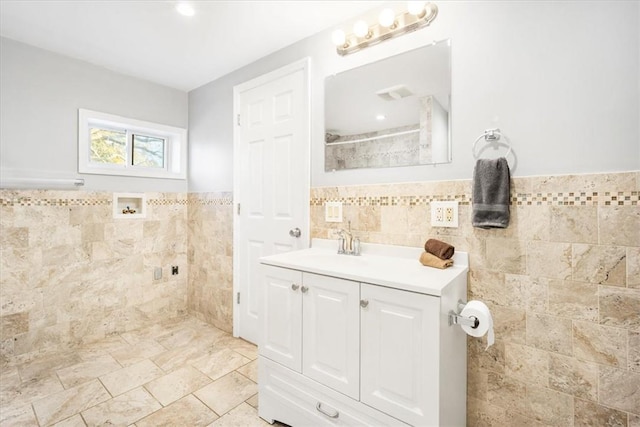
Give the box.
[325,201,343,223]
[431,201,459,228]
[171,266,179,275]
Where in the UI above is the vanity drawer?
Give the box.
[259,356,408,426]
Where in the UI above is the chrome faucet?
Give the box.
[336,221,360,256]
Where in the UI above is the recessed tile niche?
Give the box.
[113,193,146,219]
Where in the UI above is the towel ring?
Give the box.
[473,128,512,159]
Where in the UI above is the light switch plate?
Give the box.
[431,201,459,228]
[325,201,343,223]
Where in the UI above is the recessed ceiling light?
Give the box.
[175,2,195,17]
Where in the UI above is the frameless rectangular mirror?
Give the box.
[324,39,451,171]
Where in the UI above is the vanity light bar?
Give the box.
[335,3,438,56]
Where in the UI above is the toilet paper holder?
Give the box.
[448,301,480,329]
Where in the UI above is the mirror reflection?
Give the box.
[325,39,451,171]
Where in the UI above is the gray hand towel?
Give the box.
[472,157,511,228]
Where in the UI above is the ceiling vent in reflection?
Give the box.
[376,84,413,101]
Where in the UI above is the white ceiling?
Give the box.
[0,0,385,92]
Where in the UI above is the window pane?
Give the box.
[132,134,165,168]
[90,128,126,165]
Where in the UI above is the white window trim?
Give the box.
[78,109,187,180]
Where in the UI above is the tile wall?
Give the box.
[187,192,234,333]
[0,191,188,363]
[311,171,639,426]
[1,171,638,426]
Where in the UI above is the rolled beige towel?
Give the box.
[419,251,454,269]
[424,238,455,260]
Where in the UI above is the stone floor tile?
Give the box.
[195,371,258,416]
[236,359,258,383]
[1,373,64,408]
[52,414,86,426]
[81,387,161,426]
[191,348,250,381]
[0,404,39,426]
[144,366,211,406]
[135,394,218,427]
[108,339,166,367]
[207,403,270,427]
[56,354,122,389]
[32,379,110,426]
[99,359,164,397]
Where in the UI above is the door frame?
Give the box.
[232,57,311,338]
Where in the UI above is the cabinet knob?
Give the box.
[360,299,369,308]
[291,284,299,291]
[301,286,309,293]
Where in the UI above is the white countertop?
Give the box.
[259,238,468,297]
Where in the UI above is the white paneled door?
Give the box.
[233,59,310,344]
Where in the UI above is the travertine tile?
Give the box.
[525,384,574,426]
[466,365,487,400]
[108,339,166,366]
[207,402,269,427]
[572,244,626,286]
[527,241,572,280]
[75,335,128,361]
[629,247,640,288]
[630,413,640,427]
[599,206,640,247]
[468,338,505,373]
[573,320,627,367]
[213,336,258,360]
[504,274,548,313]
[504,343,549,386]
[55,354,122,389]
[245,393,259,409]
[1,373,64,408]
[467,397,507,426]
[548,280,598,321]
[548,353,598,401]
[599,286,640,330]
[526,313,573,355]
[549,206,599,244]
[151,344,210,372]
[0,404,39,426]
[18,352,82,382]
[194,371,258,416]
[485,237,527,274]
[630,331,640,373]
[32,379,110,426]
[191,347,250,381]
[491,305,526,344]
[136,394,218,427]
[236,359,258,383]
[81,387,161,426]
[99,359,164,397]
[573,398,628,427]
[599,366,640,414]
[52,414,86,427]
[1,313,29,337]
[486,371,526,414]
[144,365,211,406]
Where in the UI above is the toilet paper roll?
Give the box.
[460,300,494,350]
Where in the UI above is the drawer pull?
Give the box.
[316,402,339,419]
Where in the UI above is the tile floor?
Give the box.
[0,316,275,426]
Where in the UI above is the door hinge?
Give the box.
[237,114,241,126]
[237,203,241,215]
[237,292,240,304]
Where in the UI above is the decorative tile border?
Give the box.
[147,199,188,206]
[0,197,111,207]
[311,191,638,207]
[187,197,233,206]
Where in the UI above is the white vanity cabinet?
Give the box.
[259,239,468,427]
[261,266,360,398]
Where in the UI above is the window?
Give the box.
[78,109,187,179]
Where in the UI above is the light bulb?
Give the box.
[378,8,396,28]
[353,20,369,38]
[175,2,195,16]
[331,29,346,46]
[407,1,426,16]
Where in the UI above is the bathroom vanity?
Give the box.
[258,239,468,426]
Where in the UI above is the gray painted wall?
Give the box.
[188,1,640,192]
[0,37,189,192]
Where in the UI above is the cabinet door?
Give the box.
[302,273,360,399]
[261,265,303,372]
[360,283,440,427]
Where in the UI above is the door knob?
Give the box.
[291,284,299,291]
[301,286,309,293]
[360,300,369,308]
[289,227,302,238]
